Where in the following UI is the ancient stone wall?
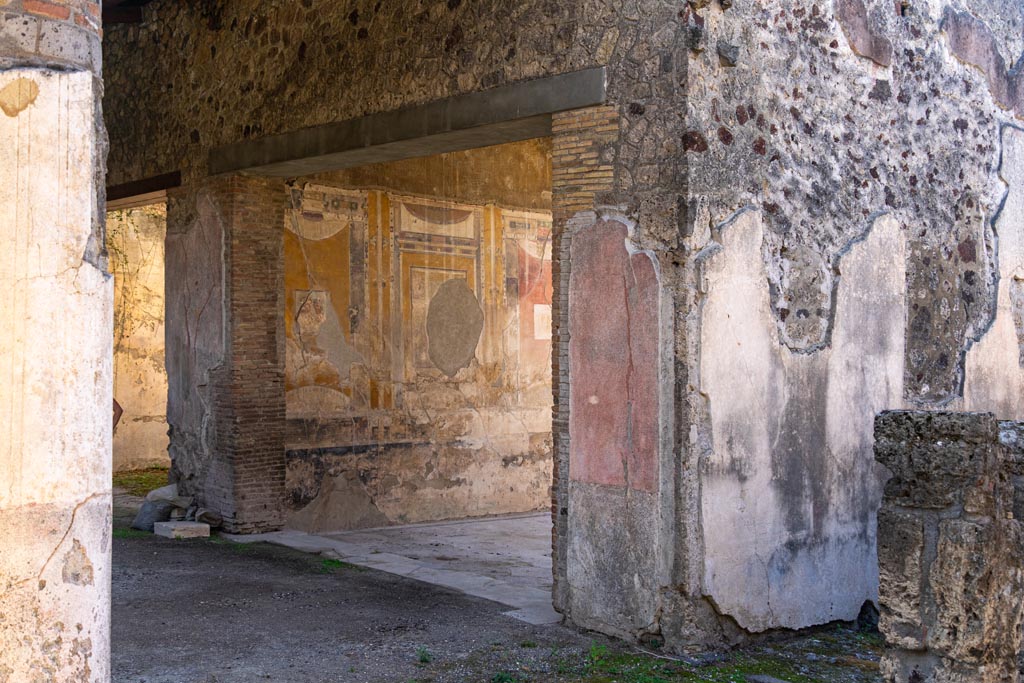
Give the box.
[102,0,1024,652]
[107,204,170,472]
[281,141,554,531]
[681,0,1024,638]
[875,410,1024,683]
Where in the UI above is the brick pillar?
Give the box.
[875,411,1024,683]
[550,106,618,612]
[204,174,287,533]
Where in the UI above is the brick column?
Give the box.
[875,411,1024,683]
[204,174,288,533]
[549,106,618,612]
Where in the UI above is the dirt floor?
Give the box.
[112,485,884,683]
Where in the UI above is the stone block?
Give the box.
[877,411,1024,683]
[877,506,926,650]
[0,12,39,55]
[999,421,1024,476]
[874,411,1000,510]
[153,521,210,539]
[928,519,1024,666]
[1011,475,1024,522]
[883,650,1020,683]
[934,659,1019,683]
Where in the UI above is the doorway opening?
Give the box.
[106,198,170,475]
[270,138,556,621]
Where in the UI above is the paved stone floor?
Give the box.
[226,513,558,625]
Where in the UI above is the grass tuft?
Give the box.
[112,527,150,539]
[319,558,363,573]
[112,467,170,497]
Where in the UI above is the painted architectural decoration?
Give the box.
[283,183,553,531]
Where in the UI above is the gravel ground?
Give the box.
[111,492,883,683]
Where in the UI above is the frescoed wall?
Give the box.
[107,204,170,472]
[282,141,553,531]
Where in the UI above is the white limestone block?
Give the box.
[154,521,211,539]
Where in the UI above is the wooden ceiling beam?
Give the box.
[107,171,181,204]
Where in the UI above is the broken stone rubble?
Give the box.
[131,483,221,532]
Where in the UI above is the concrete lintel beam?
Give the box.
[209,67,607,177]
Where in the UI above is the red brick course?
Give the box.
[22,0,69,21]
[7,0,102,38]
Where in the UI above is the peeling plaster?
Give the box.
[942,7,1024,119]
[164,191,227,500]
[963,125,1024,418]
[698,209,904,631]
[61,539,94,586]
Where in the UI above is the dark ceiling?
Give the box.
[102,0,157,24]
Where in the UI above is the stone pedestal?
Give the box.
[875,411,1024,683]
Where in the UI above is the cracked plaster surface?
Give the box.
[0,68,111,683]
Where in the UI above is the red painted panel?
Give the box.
[569,219,659,492]
[518,245,553,369]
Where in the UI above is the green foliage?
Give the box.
[490,672,515,683]
[416,646,433,664]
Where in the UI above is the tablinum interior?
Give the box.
[281,138,555,534]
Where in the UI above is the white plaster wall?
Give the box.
[964,126,1024,419]
[108,205,170,471]
[0,69,111,682]
[698,210,905,631]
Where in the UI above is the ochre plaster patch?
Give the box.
[0,77,39,117]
